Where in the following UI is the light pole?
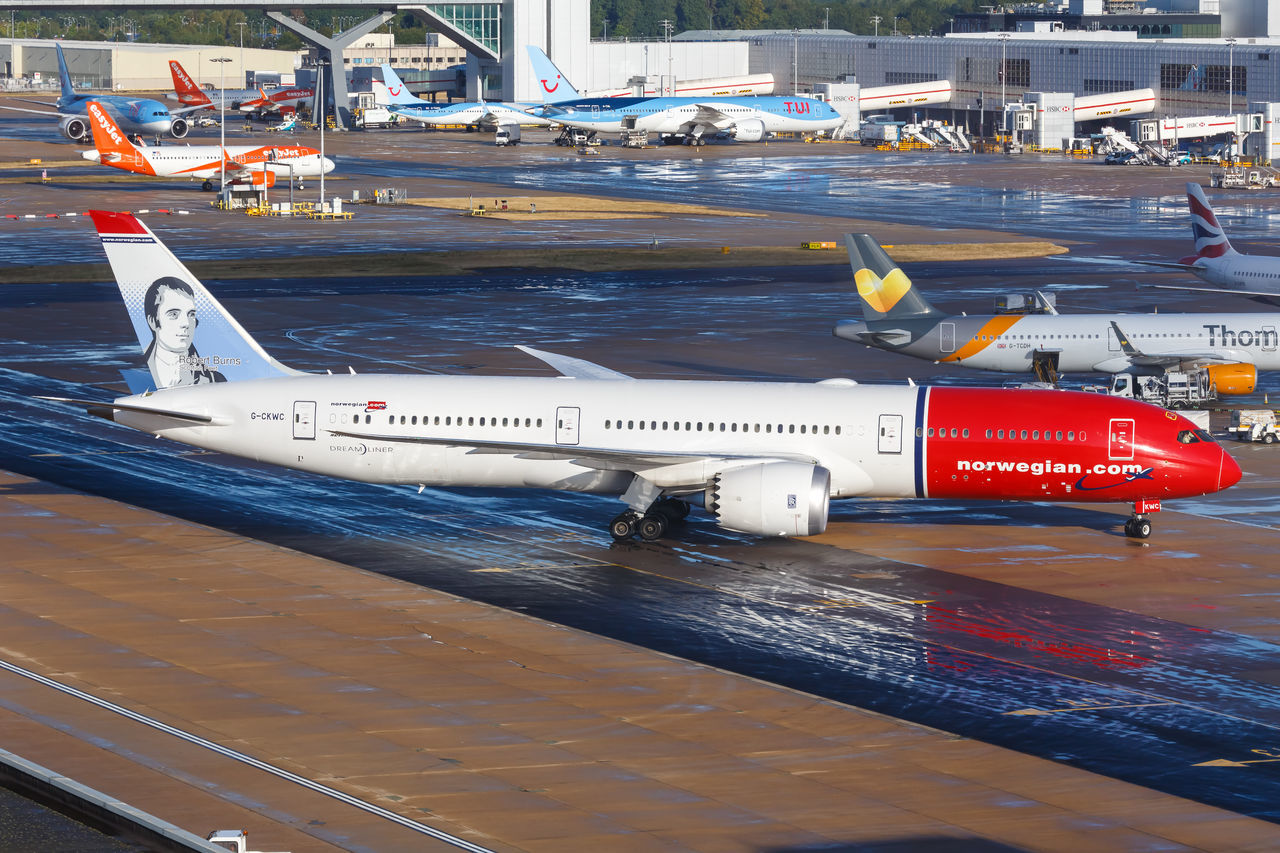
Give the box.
[1226,37,1237,115]
[892,16,900,36]
[315,57,327,208]
[792,28,798,95]
[211,56,230,196]
[660,19,674,96]
[870,15,881,36]
[237,22,246,85]
[998,31,1010,135]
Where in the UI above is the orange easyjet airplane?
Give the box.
[81,101,334,191]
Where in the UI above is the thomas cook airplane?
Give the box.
[39,213,1240,541]
[82,101,333,191]
[834,233,1280,394]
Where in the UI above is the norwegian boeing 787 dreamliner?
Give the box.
[42,213,1240,541]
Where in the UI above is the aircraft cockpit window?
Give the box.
[1196,429,1213,442]
[1177,429,1200,444]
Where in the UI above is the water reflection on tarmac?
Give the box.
[5,268,1280,822]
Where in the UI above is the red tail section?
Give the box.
[169,60,213,108]
[86,102,154,176]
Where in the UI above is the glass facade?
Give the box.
[753,34,1279,115]
[427,3,501,55]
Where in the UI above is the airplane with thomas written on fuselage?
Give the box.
[834,233,1280,396]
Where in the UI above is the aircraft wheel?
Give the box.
[202,180,213,191]
[1125,517,1151,539]
[609,513,637,541]
[636,513,668,541]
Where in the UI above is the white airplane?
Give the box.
[40,213,1240,541]
[81,101,334,191]
[526,46,844,144]
[373,65,552,128]
[834,233,1280,394]
[1144,182,1280,301]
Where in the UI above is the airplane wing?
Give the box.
[325,427,816,482]
[689,103,740,129]
[1107,321,1253,368]
[36,395,216,424]
[0,103,61,117]
[515,345,634,380]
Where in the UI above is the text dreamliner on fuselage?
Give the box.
[40,212,1239,542]
[833,233,1280,397]
[525,45,843,144]
[0,43,199,142]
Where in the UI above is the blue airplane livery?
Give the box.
[525,45,845,145]
[0,43,195,142]
[373,64,551,129]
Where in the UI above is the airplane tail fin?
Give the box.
[1181,181,1238,264]
[56,43,76,102]
[85,102,152,174]
[378,65,421,106]
[844,234,945,323]
[168,60,212,107]
[525,46,582,104]
[88,210,299,392]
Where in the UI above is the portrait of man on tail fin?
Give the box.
[142,276,227,388]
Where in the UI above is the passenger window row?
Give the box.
[388,414,543,428]
[604,419,842,436]
[920,426,1084,441]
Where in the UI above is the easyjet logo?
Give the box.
[88,104,125,147]
[170,62,196,90]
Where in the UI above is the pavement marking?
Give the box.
[0,658,497,853]
[1005,702,1176,716]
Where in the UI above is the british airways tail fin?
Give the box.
[844,234,945,323]
[1181,181,1239,264]
[526,46,581,104]
[56,43,76,102]
[89,210,300,393]
[378,65,423,106]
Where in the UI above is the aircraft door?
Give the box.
[1264,325,1277,352]
[939,323,956,353]
[877,414,903,454]
[293,401,316,440]
[556,406,581,446]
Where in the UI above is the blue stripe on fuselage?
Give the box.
[914,386,929,498]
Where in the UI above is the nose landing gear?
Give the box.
[1123,514,1152,539]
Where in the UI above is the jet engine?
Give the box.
[1205,363,1256,395]
[169,117,189,139]
[60,115,89,143]
[729,119,766,143]
[707,461,830,537]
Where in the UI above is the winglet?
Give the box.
[516,345,634,380]
[1109,321,1141,356]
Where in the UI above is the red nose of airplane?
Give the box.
[1216,446,1242,492]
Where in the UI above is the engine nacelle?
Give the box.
[730,119,766,143]
[707,462,830,537]
[169,117,189,139]
[1205,362,1256,395]
[60,114,89,142]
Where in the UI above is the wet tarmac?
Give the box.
[5,266,1280,826]
[7,111,1280,839]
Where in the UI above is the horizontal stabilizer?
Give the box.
[36,395,214,424]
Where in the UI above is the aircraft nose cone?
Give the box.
[1217,447,1242,492]
[322,157,335,174]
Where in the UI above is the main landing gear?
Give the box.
[609,498,691,542]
